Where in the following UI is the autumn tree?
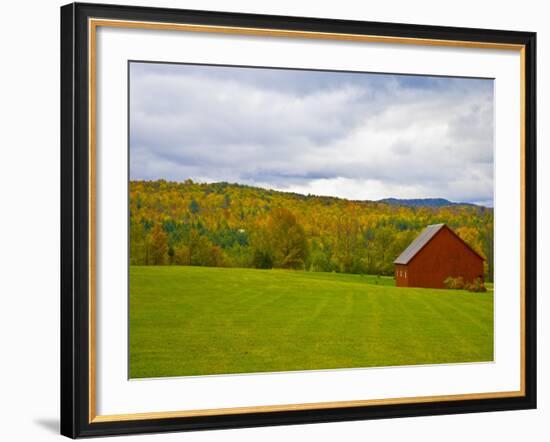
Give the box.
[187,228,225,267]
[309,240,335,272]
[267,208,308,269]
[173,245,191,265]
[129,221,152,265]
[372,226,393,274]
[334,214,361,273]
[149,224,168,265]
[250,224,274,269]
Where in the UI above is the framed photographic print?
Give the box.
[60,2,537,438]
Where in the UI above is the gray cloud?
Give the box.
[130,62,494,206]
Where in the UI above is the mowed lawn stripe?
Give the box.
[129,266,494,378]
[410,293,490,362]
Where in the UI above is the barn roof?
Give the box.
[393,223,485,265]
[393,224,446,265]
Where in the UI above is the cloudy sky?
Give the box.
[130,62,494,206]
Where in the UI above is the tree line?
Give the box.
[130,179,494,281]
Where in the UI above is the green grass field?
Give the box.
[129,266,493,378]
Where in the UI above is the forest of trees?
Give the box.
[130,180,494,281]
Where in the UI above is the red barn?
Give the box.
[393,224,484,289]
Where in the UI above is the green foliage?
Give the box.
[252,248,274,269]
[309,245,335,273]
[129,179,494,279]
[188,199,200,214]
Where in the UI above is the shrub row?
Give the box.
[443,276,487,292]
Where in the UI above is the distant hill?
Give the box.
[129,179,493,279]
[378,198,478,208]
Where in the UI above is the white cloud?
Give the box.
[130,63,494,205]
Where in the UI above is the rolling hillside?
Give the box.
[130,180,494,279]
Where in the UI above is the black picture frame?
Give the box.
[61,2,537,438]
